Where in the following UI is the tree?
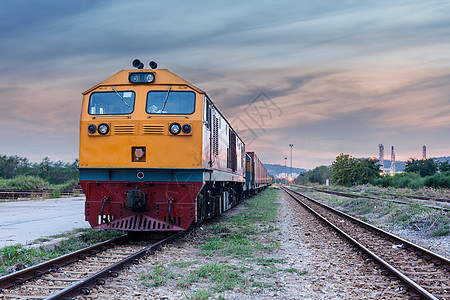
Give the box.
[331,154,357,186]
[0,154,79,184]
[439,160,450,172]
[405,158,438,177]
[331,154,381,186]
[296,165,332,185]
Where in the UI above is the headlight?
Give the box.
[182,124,191,134]
[98,123,110,135]
[87,124,97,134]
[169,122,181,135]
[129,72,155,84]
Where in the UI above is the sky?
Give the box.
[0,0,449,170]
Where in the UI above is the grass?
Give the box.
[255,257,287,266]
[0,228,124,275]
[137,187,284,297]
[431,224,450,236]
[301,189,450,236]
[193,263,249,292]
[197,187,280,259]
[185,289,212,300]
[140,265,177,287]
[0,175,49,189]
[171,260,198,268]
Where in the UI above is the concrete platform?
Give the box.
[0,197,90,247]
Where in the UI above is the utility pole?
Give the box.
[289,144,293,188]
[284,157,287,185]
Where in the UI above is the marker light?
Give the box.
[182,124,191,134]
[98,123,110,135]
[129,72,155,84]
[169,122,181,135]
[87,124,97,134]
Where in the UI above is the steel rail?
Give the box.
[286,187,450,269]
[0,234,128,290]
[46,232,180,299]
[281,186,445,300]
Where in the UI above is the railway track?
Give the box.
[282,186,450,300]
[0,233,178,299]
[295,185,450,211]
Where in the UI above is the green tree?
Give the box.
[405,158,438,177]
[297,165,332,185]
[331,154,356,186]
[439,161,450,172]
[331,154,381,186]
[0,154,79,184]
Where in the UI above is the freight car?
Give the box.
[79,60,269,231]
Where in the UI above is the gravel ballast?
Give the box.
[78,187,414,299]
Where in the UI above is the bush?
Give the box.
[0,175,49,189]
[374,173,425,189]
[424,172,450,188]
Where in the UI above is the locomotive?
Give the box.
[79,60,269,231]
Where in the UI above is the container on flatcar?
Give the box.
[246,152,269,191]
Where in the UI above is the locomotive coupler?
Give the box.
[126,187,147,212]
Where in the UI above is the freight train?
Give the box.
[79,60,270,231]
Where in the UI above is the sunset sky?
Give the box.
[1,1,449,169]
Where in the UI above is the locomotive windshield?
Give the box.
[88,91,135,115]
[146,91,195,114]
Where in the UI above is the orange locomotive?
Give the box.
[79,60,269,231]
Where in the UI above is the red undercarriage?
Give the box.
[80,181,204,231]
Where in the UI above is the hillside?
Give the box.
[264,163,307,177]
[434,156,450,163]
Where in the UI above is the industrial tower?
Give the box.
[390,146,396,175]
[379,144,384,173]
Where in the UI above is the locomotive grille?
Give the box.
[143,124,165,134]
[113,124,135,134]
[213,116,219,156]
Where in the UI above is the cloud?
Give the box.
[0,1,450,168]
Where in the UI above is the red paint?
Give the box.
[80,181,203,231]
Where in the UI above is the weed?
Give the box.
[255,242,280,251]
[200,237,223,251]
[252,281,273,288]
[186,289,211,300]
[360,216,371,223]
[171,260,198,268]
[284,268,299,273]
[210,223,230,234]
[256,257,287,266]
[431,224,450,236]
[140,265,176,287]
[180,263,248,292]
[284,268,308,275]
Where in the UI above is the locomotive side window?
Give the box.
[88,91,135,115]
[204,97,212,129]
[146,91,195,114]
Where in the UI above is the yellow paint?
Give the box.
[79,69,204,169]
